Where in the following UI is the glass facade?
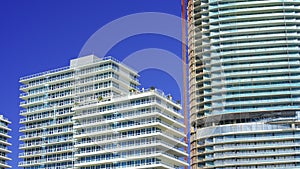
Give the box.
[188,0,300,168]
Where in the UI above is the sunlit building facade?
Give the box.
[188,0,300,168]
[0,115,11,169]
[19,55,188,169]
[73,89,188,169]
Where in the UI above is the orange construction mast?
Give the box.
[181,0,189,168]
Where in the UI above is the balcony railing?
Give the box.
[74,119,182,137]
[20,119,72,131]
[19,146,73,157]
[20,137,73,149]
[20,128,73,140]
[74,110,183,128]
[19,155,73,166]
[75,150,185,164]
[76,140,183,156]
[75,130,182,146]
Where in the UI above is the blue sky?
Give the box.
[0,1,183,168]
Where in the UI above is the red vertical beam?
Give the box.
[181,0,188,168]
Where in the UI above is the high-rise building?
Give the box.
[73,89,188,169]
[19,55,188,169]
[188,0,300,169]
[0,115,11,169]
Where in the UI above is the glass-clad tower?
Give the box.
[188,0,300,169]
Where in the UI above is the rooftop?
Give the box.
[20,55,138,82]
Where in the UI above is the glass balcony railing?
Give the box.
[76,140,184,156]
[20,128,73,140]
[20,66,70,81]
[20,110,73,123]
[20,119,73,131]
[19,146,73,157]
[75,119,182,137]
[20,74,74,90]
[197,122,294,139]
[75,150,185,165]
[213,157,300,166]
[76,130,182,146]
[75,110,183,129]
[20,101,74,115]
[19,155,73,166]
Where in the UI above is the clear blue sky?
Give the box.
[0,1,183,168]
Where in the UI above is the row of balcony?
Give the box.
[194,0,298,10]
[20,66,70,81]
[19,155,73,166]
[74,102,181,123]
[75,140,185,157]
[19,145,73,157]
[210,157,300,167]
[74,119,183,138]
[201,83,300,93]
[20,119,72,132]
[20,128,73,140]
[74,161,182,169]
[194,31,299,45]
[201,53,300,64]
[210,142,299,152]
[20,92,74,106]
[20,110,73,123]
[20,61,120,91]
[203,98,300,109]
[210,149,299,158]
[195,122,293,138]
[196,105,299,116]
[207,40,300,53]
[75,150,185,165]
[75,130,184,147]
[20,56,119,82]
[200,46,300,58]
[20,101,74,115]
[20,74,74,90]
[19,137,73,149]
[20,82,74,98]
[74,110,183,129]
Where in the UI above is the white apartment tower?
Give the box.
[0,115,11,169]
[19,55,188,169]
[73,89,188,169]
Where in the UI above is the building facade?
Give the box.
[0,115,11,169]
[188,0,300,169]
[19,55,187,169]
[73,89,188,169]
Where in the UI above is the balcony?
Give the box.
[74,110,183,129]
[75,130,185,148]
[19,128,73,141]
[75,140,187,157]
[20,66,70,82]
[20,101,74,116]
[20,119,73,132]
[19,155,73,167]
[74,119,183,139]
[74,150,187,167]
[20,74,74,91]
[19,146,73,157]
